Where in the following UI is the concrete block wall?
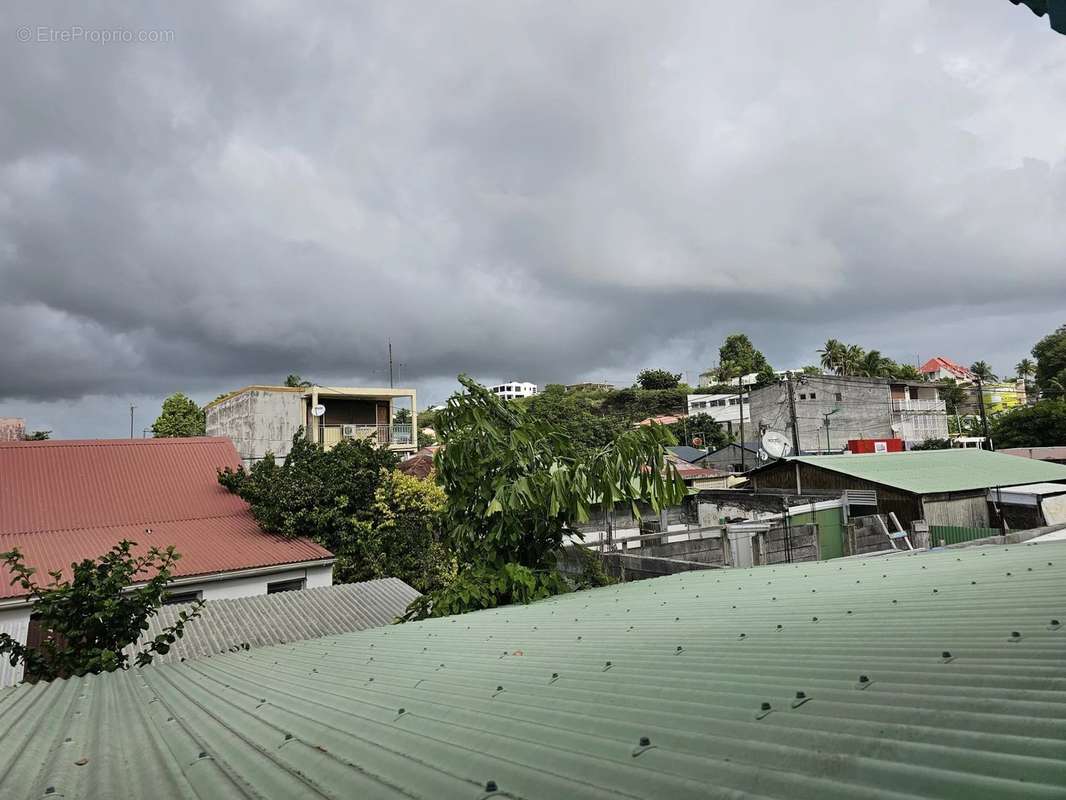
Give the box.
[206,389,304,466]
[748,376,895,453]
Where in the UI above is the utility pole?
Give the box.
[129,405,135,439]
[975,377,991,450]
[739,382,746,471]
[822,408,840,454]
[786,373,801,455]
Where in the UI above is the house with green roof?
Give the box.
[2,542,1064,799]
[748,448,1066,530]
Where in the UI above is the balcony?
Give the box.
[318,423,414,450]
[891,399,946,413]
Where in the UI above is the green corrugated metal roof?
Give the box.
[789,449,1066,495]
[2,543,1065,799]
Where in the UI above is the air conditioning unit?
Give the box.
[341,425,356,437]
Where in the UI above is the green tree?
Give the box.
[217,435,447,592]
[1015,357,1036,390]
[888,363,923,381]
[284,374,313,387]
[937,379,967,415]
[21,430,51,440]
[990,398,1066,448]
[0,541,202,683]
[668,413,728,450]
[636,369,681,390]
[521,384,628,453]
[718,334,771,382]
[151,393,206,437]
[404,376,686,619]
[859,350,891,378]
[1032,324,1066,397]
[970,361,998,382]
[818,339,845,373]
[393,407,412,424]
[910,438,952,451]
[841,344,866,376]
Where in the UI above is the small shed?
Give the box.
[747,449,1066,529]
[697,442,763,473]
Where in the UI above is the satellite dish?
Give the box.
[311,404,326,417]
[761,430,792,459]
[691,436,703,447]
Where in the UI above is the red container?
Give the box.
[847,438,904,454]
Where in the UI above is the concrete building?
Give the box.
[489,381,538,400]
[747,374,949,453]
[0,437,334,687]
[686,393,750,439]
[0,417,25,441]
[206,384,417,467]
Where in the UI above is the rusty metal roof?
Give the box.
[0,437,332,600]
[1,542,1063,798]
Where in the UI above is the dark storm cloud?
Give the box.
[2,1,1065,436]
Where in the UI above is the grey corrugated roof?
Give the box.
[666,445,708,464]
[2,543,1065,798]
[129,579,420,664]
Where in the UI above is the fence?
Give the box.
[929,525,1002,546]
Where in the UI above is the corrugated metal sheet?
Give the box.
[784,449,1066,494]
[0,437,333,600]
[128,579,420,664]
[1,542,1064,798]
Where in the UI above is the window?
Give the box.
[799,393,807,400]
[809,392,816,399]
[267,578,306,594]
[163,589,203,605]
[835,392,843,401]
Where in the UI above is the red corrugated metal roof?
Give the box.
[0,437,332,600]
[919,356,974,380]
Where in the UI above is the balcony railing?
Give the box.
[319,423,414,449]
[891,399,946,413]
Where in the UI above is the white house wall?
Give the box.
[206,390,305,466]
[0,563,334,688]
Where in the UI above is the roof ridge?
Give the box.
[0,437,231,449]
[0,510,266,539]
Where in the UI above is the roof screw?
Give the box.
[675,645,683,653]
[971,581,977,585]
[485,780,498,793]
[639,736,651,747]
[1051,619,1061,627]
[858,674,870,684]
[811,616,819,622]
[760,702,771,711]
[892,599,898,604]
[846,610,853,615]
[932,589,938,594]
[942,651,951,659]
[1010,631,1021,641]
[776,624,783,630]
[398,708,406,715]
[738,633,746,639]
[1006,572,1012,577]
[795,691,806,699]
[198,751,209,759]
[284,733,293,741]
[45,788,55,795]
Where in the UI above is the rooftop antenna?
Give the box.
[129,404,136,439]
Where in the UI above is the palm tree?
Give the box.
[818,339,845,374]
[970,361,997,382]
[842,344,866,376]
[1015,358,1035,385]
[860,350,891,378]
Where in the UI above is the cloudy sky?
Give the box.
[2,2,1065,437]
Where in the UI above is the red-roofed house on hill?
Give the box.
[0,437,334,687]
[919,356,975,383]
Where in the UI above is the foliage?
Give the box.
[636,368,682,390]
[393,407,412,424]
[284,374,313,387]
[1032,324,1066,397]
[718,334,772,383]
[21,430,51,440]
[970,361,998,382]
[600,386,688,420]
[405,376,686,620]
[520,384,629,452]
[818,339,922,380]
[910,438,952,451]
[818,339,845,373]
[345,469,453,593]
[990,398,1066,448]
[218,436,450,593]
[667,413,729,450]
[0,541,202,682]
[151,393,206,438]
[1015,357,1036,386]
[937,380,967,415]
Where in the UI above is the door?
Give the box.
[376,402,390,443]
